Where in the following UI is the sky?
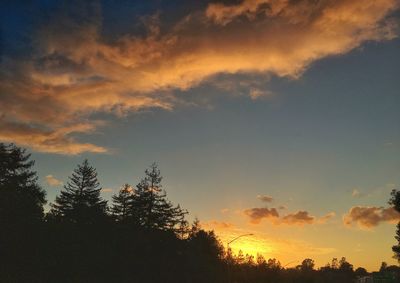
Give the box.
[1,0,400,271]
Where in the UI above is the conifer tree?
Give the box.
[390,189,400,261]
[0,143,46,225]
[111,184,134,222]
[50,159,107,224]
[132,163,187,232]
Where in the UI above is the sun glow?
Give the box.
[228,236,274,259]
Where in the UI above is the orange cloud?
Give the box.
[0,118,107,155]
[45,175,63,186]
[1,0,398,153]
[343,206,400,229]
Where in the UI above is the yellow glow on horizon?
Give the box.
[227,236,274,259]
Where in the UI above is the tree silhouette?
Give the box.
[49,159,107,224]
[380,261,388,272]
[0,143,46,225]
[0,148,388,283]
[390,189,400,261]
[111,184,134,222]
[132,163,187,232]
[299,258,315,271]
[0,143,47,283]
[354,267,368,277]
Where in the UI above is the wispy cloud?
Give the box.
[351,188,365,198]
[1,0,398,153]
[45,175,63,186]
[318,212,336,224]
[257,195,274,203]
[202,220,236,230]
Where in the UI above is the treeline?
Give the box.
[0,143,399,283]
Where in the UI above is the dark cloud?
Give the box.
[244,205,335,226]
[257,195,274,202]
[244,207,279,224]
[281,211,315,225]
[343,206,400,229]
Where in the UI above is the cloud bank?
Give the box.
[1,0,398,153]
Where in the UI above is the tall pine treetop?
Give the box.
[133,163,187,232]
[50,159,107,224]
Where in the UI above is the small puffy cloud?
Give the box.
[101,188,114,193]
[343,206,400,229]
[257,195,274,203]
[45,175,63,186]
[281,211,315,225]
[244,205,334,226]
[244,207,279,224]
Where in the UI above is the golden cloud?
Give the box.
[1,0,398,153]
[45,175,63,186]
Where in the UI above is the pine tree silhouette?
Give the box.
[111,183,134,222]
[390,189,400,261]
[50,159,107,224]
[133,163,187,232]
[0,143,46,225]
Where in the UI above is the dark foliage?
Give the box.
[0,143,46,225]
[132,163,188,232]
[1,143,398,283]
[48,159,107,224]
[390,189,400,261]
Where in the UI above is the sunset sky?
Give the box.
[1,0,400,271]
